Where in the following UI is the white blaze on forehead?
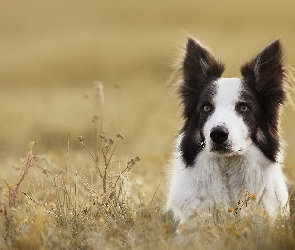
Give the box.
[209,77,242,127]
[215,78,242,106]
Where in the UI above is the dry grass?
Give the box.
[0,82,295,249]
[1,0,295,249]
[0,123,295,249]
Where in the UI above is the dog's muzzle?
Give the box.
[209,126,233,154]
[210,126,229,144]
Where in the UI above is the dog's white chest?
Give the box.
[166,142,289,223]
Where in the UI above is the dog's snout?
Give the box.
[210,126,229,143]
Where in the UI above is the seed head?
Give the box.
[115,83,122,89]
[92,115,99,123]
[117,133,124,139]
[244,190,250,197]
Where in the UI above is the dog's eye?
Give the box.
[203,105,211,112]
[240,105,249,112]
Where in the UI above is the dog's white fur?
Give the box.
[166,77,289,225]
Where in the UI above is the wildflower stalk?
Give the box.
[94,81,104,163]
[9,141,37,207]
[79,136,104,181]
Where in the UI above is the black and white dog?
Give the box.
[166,38,291,225]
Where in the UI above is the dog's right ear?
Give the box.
[179,39,224,167]
[182,38,224,92]
[181,38,224,118]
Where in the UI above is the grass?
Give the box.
[1,132,295,249]
[0,83,294,249]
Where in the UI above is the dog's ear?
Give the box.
[179,39,224,167]
[183,38,224,91]
[241,40,286,163]
[241,40,284,95]
[181,38,224,118]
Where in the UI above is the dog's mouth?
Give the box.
[210,142,241,155]
[211,147,232,154]
[211,141,230,150]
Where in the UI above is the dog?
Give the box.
[166,38,292,226]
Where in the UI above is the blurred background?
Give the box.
[1,0,295,184]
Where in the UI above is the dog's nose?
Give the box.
[210,126,229,143]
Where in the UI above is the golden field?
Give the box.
[1,0,295,249]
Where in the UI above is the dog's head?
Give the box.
[179,38,287,167]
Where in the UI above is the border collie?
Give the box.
[166,38,291,226]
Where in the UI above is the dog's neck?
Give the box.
[214,155,244,173]
[203,143,274,172]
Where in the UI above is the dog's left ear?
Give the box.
[241,40,284,93]
[241,40,286,163]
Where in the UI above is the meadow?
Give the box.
[1,0,295,249]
